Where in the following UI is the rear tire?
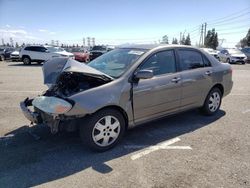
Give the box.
[79,109,126,152]
[226,58,231,64]
[23,56,31,65]
[201,88,222,116]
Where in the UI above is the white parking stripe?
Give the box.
[242,109,250,114]
[0,90,42,93]
[128,137,192,160]
[229,94,250,96]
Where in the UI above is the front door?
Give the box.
[133,50,182,123]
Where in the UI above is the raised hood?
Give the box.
[43,58,113,84]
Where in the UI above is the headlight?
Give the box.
[32,96,72,114]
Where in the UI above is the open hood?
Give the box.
[43,58,113,84]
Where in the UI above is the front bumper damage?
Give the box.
[20,97,78,134]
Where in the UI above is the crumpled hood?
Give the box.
[42,58,113,84]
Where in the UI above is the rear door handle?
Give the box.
[171,77,181,83]
[205,71,212,76]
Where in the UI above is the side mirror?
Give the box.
[45,49,50,53]
[134,70,154,80]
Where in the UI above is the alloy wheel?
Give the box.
[92,115,121,147]
[208,92,221,112]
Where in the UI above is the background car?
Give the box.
[21,45,233,151]
[0,47,15,61]
[10,48,21,61]
[89,45,114,61]
[67,48,90,63]
[19,45,74,65]
[241,47,250,63]
[201,48,220,61]
[218,48,247,64]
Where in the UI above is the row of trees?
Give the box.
[204,28,218,50]
[239,28,250,47]
[161,34,191,45]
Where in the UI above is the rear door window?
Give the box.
[178,50,205,70]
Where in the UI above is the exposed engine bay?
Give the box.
[44,72,111,97]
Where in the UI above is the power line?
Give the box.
[219,30,249,35]
[216,24,250,32]
[208,12,250,26]
[209,18,250,27]
[206,7,250,24]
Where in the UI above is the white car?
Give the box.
[218,48,247,64]
[19,45,74,65]
[201,48,220,61]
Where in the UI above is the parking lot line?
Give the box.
[127,137,192,160]
[0,90,42,93]
[242,109,250,114]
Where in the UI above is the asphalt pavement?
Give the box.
[0,60,249,188]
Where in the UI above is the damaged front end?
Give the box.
[20,57,113,133]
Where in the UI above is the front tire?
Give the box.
[79,109,126,151]
[201,88,222,116]
[23,56,31,65]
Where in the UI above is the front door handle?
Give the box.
[171,77,181,83]
[205,71,212,76]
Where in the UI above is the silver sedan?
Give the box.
[20,44,233,151]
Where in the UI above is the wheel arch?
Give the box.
[22,55,31,60]
[95,105,129,129]
[211,83,224,96]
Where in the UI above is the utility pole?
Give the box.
[199,24,204,47]
[10,37,14,47]
[83,37,85,47]
[87,37,90,47]
[204,22,207,46]
[179,32,182,44]
[1,38,5,46]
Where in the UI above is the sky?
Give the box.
[0,0,249,48]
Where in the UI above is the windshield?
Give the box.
[228,49,242,54]
[88,48,147,78]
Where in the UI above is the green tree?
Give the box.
[162,35,169,44]
[204,28,218,50]
[184,34,191,45]
[180,35,185,45]
[15,42,19,48]
[172,38,178,44]
[240,28,250,47]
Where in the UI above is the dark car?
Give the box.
[89,45,114,61]
[0,47,15,61]
[241,47,250,63]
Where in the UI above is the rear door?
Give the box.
[133,49,182,122]
[177,48,213,110]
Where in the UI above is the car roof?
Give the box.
[118,44,200,50]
